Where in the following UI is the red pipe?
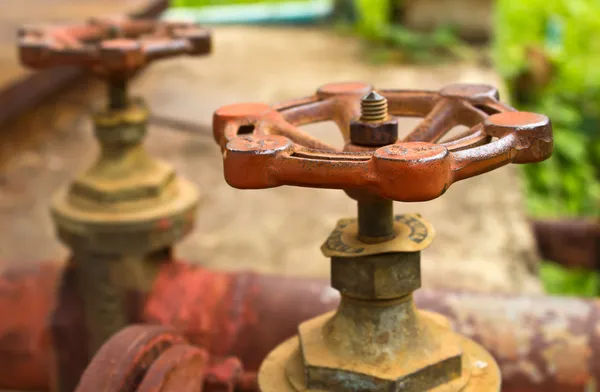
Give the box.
[0,261,598,392]
[145,262,600,392]
[0,262,60,390]
[532,218,600,270]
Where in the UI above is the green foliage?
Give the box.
[171,0,312,7]
[353,0,390,39]
[540,261,599,297]
[494,0,600,218]
[338,0,468,64]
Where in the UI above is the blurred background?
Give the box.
[0,0,598,296]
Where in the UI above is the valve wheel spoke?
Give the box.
[403,99,457,143]
[441,124,490,152]
[213,82,553,202]
[18,18,211,76]
[265,109,338,151]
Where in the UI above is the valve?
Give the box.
[76,325,258,392]
[213,82,553,391]
[17,16,212,382]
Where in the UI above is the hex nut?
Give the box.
[71,162,176,204]
[350,118,398,147]
[71,101,177,204]
[299,311,464,392]
[331,252,421,299]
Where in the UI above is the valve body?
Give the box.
[211,82,552,392]
[18,17,211,391]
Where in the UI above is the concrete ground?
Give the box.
[0,26,542,294]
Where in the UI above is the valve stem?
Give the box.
[108,78,129,110]
[351,90,396,242]
[360,91,388,122]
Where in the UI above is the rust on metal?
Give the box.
[143,262,343,372]
[76,323,258,392]
[212,81,553,392]
[51,261,90,392]
[1,261,600,391]
[418,290,600,392]
[136,344,209,392]
[211,82,552,392]
[532,218,600,271]
[0,262,61,391]
[262,214,500,391]
[204,356,244,392]
[17,15,211,371]
[75,325,185,392]
[213,82,553,202]
[18,18,210,77]
[349,91,399,148]
[0,0,169,129]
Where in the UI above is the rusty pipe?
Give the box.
[0,262,61,391]
[532,218,600,271]
[146,262,600,392]
[0,260,599,392]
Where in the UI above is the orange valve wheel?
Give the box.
[212,82,554,392]
[213,82,552,202]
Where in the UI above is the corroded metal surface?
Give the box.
[321,214,433,258]
[144,263,340,371]
[51,262,92,392]
[75,325,185,392]
[51,101,199,255]
[280,213,500,391]
[349,91,399,147]
[260,334,501,392]
[213,82,552,391]
[17,15,211,368]
[204,356,244,392]
[0,262,61,390]
[213,83,552,392]
[48,98,199,356]
[18,18,210,77]
[146,263,600,391]
[0,261,598,391]
[76,324,258,392]
[213,82,553,202]
[419,290,600,392]
[136,344,208,392]
[532,219,600,271]
[0,0,169,128]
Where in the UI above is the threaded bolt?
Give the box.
[360,91,388,122]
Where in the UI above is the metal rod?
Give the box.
[357,198,395,241]
[75,251,128,355]
[107,79,128,110]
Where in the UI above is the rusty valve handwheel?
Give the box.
[76,325,258,392]
[213,82,553,202]
[18,17,211,76]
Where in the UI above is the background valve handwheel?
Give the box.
[18,17,211,78]
[17,15,212,388]
[76,325,258,392]
[213,82,553,202]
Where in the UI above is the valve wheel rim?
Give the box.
[213,82,552,202]
[18,17,211,76]
[75,325,187,392]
